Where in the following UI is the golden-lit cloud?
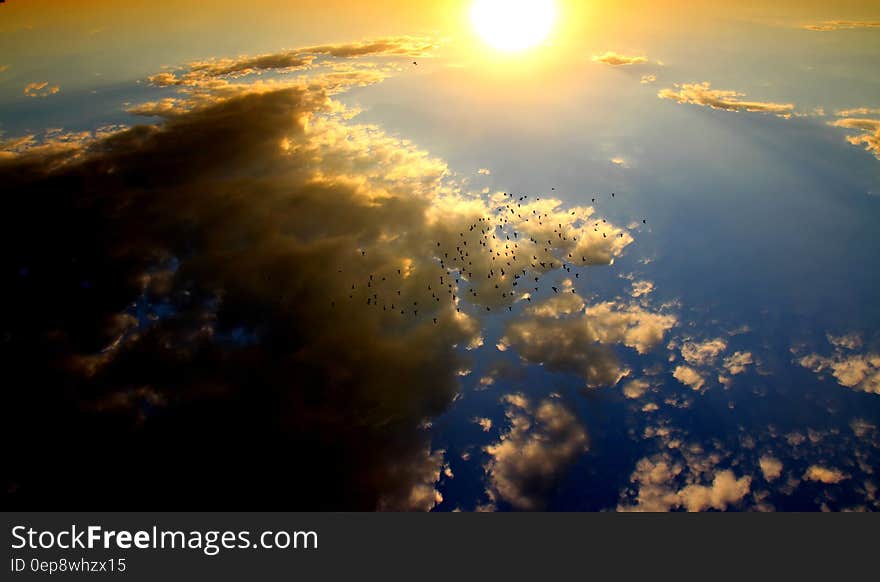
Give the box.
[658,82,795,117]
[759,456,783,482]
[474,417,493,432]
[723,351,753,375]
[829,115,880,160]
[499,289,677,387]
[640,74,656,84]
[836,107,880,117]
[797,334,880,395]
[147,36,435,88]
[23,81,60,98]
[623,378,651,399]
[803,465,847,484]
[673,365,705,391]
[618,454,751,512]
[3,37,657,508]
[592,51,648,66]
[803,21,880,31]
[681,338,727,366]
[484,394,587,510]
[631,280,654,298]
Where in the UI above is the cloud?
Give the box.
[836,107,880,117]
[484,394,588,510]
[2,39,643,508]
[477,168,491,175]
[677,470,752,512]
[723,351,754,375]
[592,52,648,66]
[658,82,795,117]
[803,466,847,484]
[640,74,656,84]
[829,116,880,160]
[681,338,727,366]
[759,456,783,481]
[803,21,880,31]
[147,36,435,87]
[673,365,705,391]
[618,455,750,512]
[23,81,60,98]
[499,293,677,388]
[797,335,880,395]
[623,378,651,399]
[474,417,493,432]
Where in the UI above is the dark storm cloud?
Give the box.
[2,38,639,509]
[2,61,472,510]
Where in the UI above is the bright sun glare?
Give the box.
[471,0,557,53]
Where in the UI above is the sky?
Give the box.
[2,0,879,511]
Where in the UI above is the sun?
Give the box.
[471,0,557,53]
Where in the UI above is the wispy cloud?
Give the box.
[829,113,880,160]
[803,20,880,31]
[23,81,60,98]
[148,36,436,87]
[658,82,795,117]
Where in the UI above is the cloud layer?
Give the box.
[1,39,642,509]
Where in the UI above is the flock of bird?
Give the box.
[330,190,647,324]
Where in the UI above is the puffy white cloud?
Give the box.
[723,351,754,375]
[500,294,676,388]
[618,455,750,512]
[673,365,705,391]
[803,465,847,484]
[759,456,783,481]
[484,395,588,510]
[623,378,651,399]
[681,338,727,366]
[797,335,880,394]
